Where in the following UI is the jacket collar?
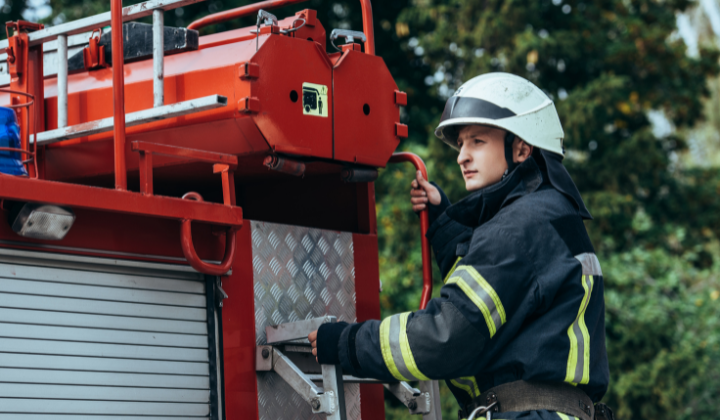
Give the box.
[445,157,545,228]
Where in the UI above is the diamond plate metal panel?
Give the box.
[252,221,360,420]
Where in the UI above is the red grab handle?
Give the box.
[388,152,433,310]
[180,192,237,276]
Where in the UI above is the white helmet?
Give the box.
[435,72,565,156]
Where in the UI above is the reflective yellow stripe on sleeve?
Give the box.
[443,257,462,284]
[379,312,430,381]
[556,413,579,420]
[564,274,594,385]
[446,265,506,337]
[450,376,481,399]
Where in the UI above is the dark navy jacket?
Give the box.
[317,156,609,410]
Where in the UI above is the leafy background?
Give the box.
[5,0,720,418]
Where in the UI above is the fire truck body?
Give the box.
[0,1,435,419]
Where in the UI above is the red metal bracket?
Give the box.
[238,96,261,113]
[130,141,240,275]
[341,43,362,52]
[5,21,44,74]
[394,90,407,106]
[239,62,260,80]
[83,29,108,70]
[395,123,408,138]
[5,20,44,177]
[388,152,433,310]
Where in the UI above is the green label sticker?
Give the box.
[302,82,328,117]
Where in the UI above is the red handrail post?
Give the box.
[359,0,374,55]
[388,152,433,310]
[111,0,127,190]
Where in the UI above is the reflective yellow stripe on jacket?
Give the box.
[446,265,506,337]
[450,376,481,399]
[565,253,602,385]
[380,312,430,381]
[443,257,462,284]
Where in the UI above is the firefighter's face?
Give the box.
[456,125,533,191]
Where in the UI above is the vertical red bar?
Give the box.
[353,233,385,420]
[359,0,375,55]
[138,152,153,195]
[111,0,127,190]
[388,152,433,310]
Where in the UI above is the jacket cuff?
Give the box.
[337,322,364,376]
[316,322,349,365]
[428,182,451,225]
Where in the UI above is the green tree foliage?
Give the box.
[4,0,720,418]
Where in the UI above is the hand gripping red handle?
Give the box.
[180,192,237,276]
[388,152,433,310]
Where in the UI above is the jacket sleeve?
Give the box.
[424,184,473,279]
[317,223,539,381]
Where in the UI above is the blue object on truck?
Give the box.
[0,107,29,176]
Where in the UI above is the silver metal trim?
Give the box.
[384,382,432,415]
[266,315,336,345]
[0,246,202,279]
[329,29,367,43]
[57,34,68,128]
[420,380,443,420]
[32,94,228,145]
[321,362,345,420]
[306,374,381,384]
[153,9,164,108]
[271,348,330,409]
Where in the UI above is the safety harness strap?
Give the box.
[460,380,595,420]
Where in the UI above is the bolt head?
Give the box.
[311,398,321,410]
[261,348,270,359]
[408,400,417,410]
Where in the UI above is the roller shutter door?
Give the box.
[0,249,223,420]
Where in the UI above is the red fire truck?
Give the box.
[0,1,442,419]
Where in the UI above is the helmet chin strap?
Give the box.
[502,131,517,178]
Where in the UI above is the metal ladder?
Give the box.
[256,316,443,420]
[0,0,228,148]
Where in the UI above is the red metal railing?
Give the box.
[0,88,37,177]
[0,4,243,276]
[388,152,433,310]
[188,0,375,55]
[111,0,127,190]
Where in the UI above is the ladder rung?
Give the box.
[306,374,382,384]
[32,95,227,145]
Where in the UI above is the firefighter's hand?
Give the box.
[411,170,441,212]
[308,330,318,362]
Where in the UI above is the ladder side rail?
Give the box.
[31,95,228,145]
[0,0,207,54]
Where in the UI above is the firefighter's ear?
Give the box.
[514,138,533,163]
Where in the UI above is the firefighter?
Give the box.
[309,73,611,420]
